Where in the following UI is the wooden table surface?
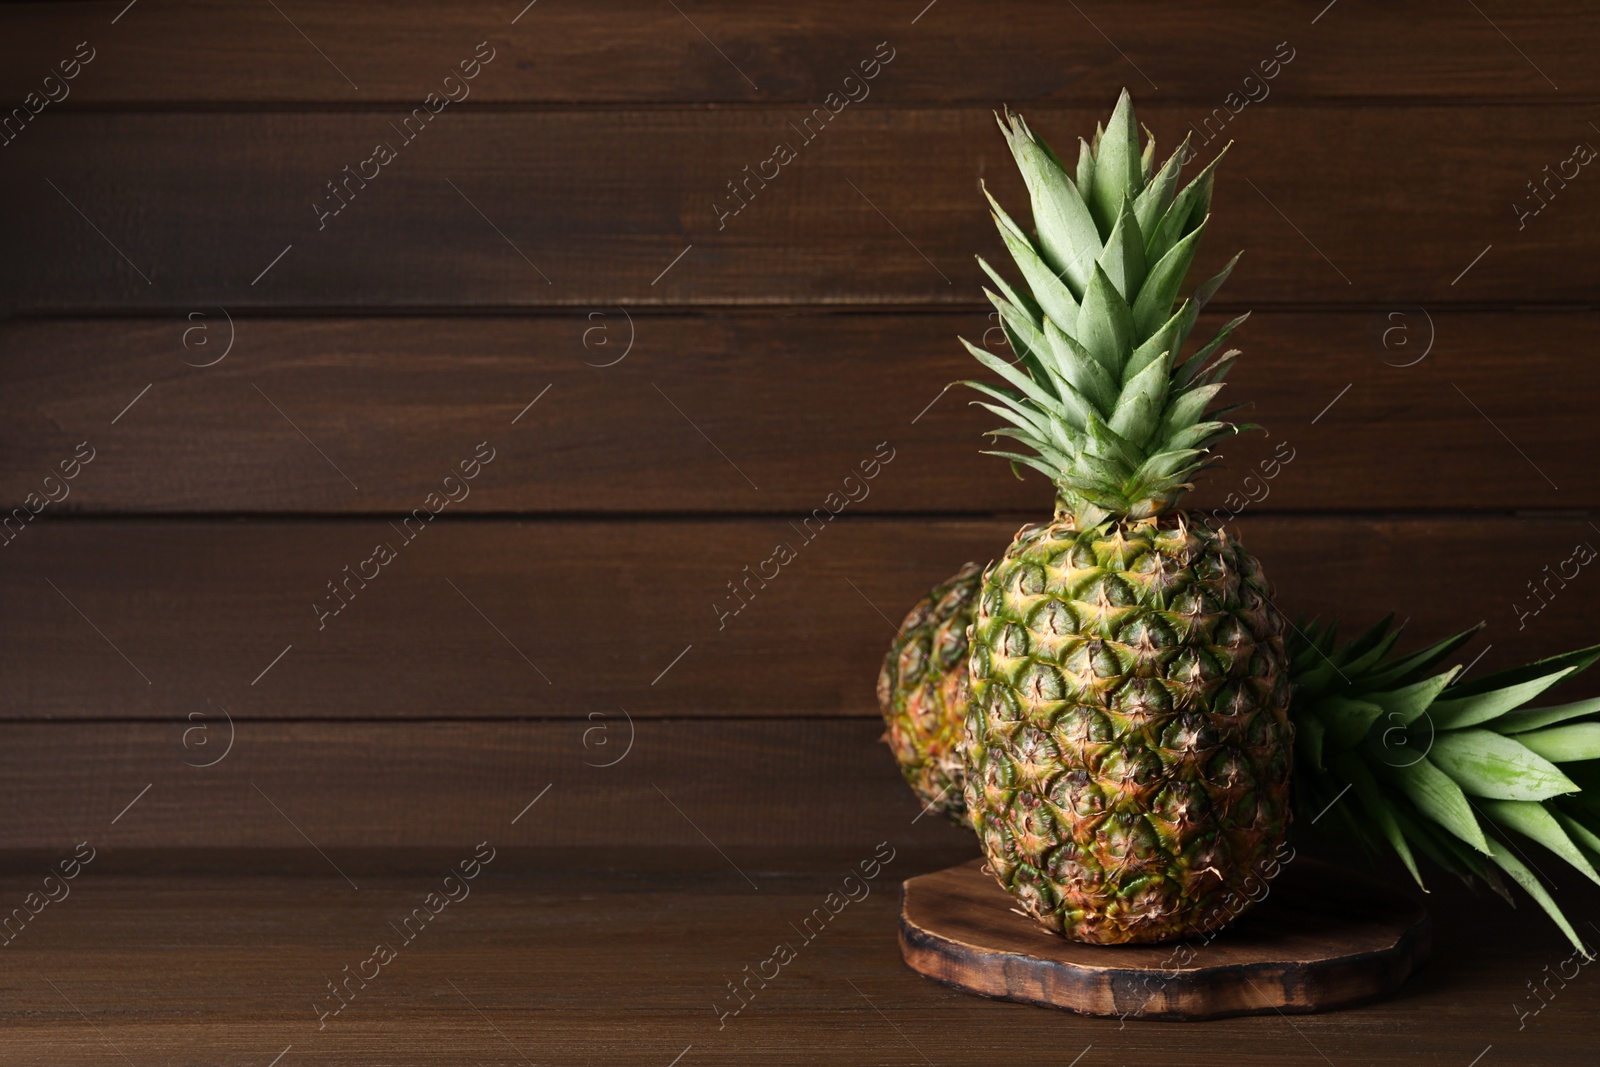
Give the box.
[2,850,1596,1066]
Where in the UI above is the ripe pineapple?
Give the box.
[878,561,984,826]
[960,92,1293,944]
[874,581,1600,953]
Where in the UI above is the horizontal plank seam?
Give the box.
[5,302,1599,322]
[0,714,889,725]
[24,509,1600,524]
[26,98,1600,115]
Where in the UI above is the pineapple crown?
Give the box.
[1293,616,1600,956]
[961,90,1248,527]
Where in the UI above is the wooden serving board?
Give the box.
[899,856,1430,1021]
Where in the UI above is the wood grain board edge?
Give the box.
[897,860,1433,1020]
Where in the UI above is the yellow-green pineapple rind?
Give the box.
[964,515,1293,944]
[878,562,984,826]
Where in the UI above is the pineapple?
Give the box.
[959,91,1293,944]
[878,561,984,826]
[873,578,1600,953]
[1292,617,1600,954]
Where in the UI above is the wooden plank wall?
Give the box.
[1,1,1595,856]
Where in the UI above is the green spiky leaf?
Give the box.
[1176,312,1249,387]
[1497,695,1600,735]
[1132,221,1208,342]
[1296,710,1326,771]
[1428,729,1577,801]
[997,110,1102,294]
[1087,89,1141,232]
[1514,723,1600,764]
[1484,838,1590,955]
[1370,669,1460,728]
[1383,756,1489,853]
[1074,266,1136,378]
[1313,695,1386,751]
[1148,148,1223,262]
[1132,135,1190,240]
[1329,750,1423,886]
[1106,351,1169,447]
[1096,201,1147,301]
[1075,138,1094,195]
[1192,252,1241,312]
[979,257,1043,324]
[1481,799,1600,884]
[987,188,1081,329]
[1431,645,1600,729]
[1043,320,1118,414]
[1356,626,1484,692]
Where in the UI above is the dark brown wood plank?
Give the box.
[0,106,1592,311]
[0,516,1595,721]
[0,718,975,852]
[0,310,1589,514]
[0,862,1592,1064]
[1,1,1592,105]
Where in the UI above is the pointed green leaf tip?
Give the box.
[963,93,1242,524]
[1088,89,1141,233]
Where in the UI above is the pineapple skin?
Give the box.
[964,513,1293,944]
[878,562,983,828]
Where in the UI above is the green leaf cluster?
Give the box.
[962,91,1245,525]
[1292,616,1600,954]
